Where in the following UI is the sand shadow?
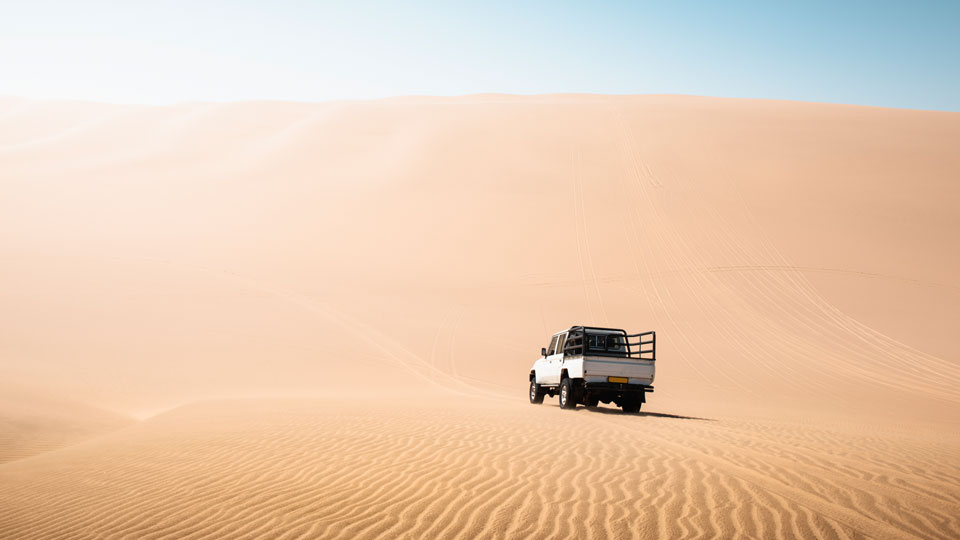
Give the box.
[580,405,715,421]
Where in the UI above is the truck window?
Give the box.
[556,333,567,354]
[547,335,559,355]
[586,333,624,352]
[564,331,584,356]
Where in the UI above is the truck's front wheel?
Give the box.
[559,378,577,409]
[529,379,545,404]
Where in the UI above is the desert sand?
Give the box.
[0,95,958,539]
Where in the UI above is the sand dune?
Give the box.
[1,95,958,538]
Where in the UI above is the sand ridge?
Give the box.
[0,384,133,464]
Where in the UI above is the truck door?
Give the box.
[555,332,568,374]
[543,333,565,385]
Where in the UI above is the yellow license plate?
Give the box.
[608,376,629,384]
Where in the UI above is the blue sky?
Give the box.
[2,1,958,110]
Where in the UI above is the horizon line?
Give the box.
[2,92,957,114]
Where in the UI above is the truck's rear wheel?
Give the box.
[559,378,577,409]
[621,399,641,414]
[585,395,599,407]
[529,379,545,404]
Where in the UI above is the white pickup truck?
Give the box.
[529,326,655,413]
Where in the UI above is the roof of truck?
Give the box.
[568,326,627,334]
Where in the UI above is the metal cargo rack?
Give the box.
[563,326,656,360]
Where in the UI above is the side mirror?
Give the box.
[541,347,547,357]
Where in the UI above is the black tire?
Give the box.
[621,399,641,414]
[529,379,545,404]
[559,378,577,409]
[585,395,600,407]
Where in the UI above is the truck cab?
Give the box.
[529,326,656,413]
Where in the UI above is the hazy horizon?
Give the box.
[3,1,959,111]
[5,91,956,112]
